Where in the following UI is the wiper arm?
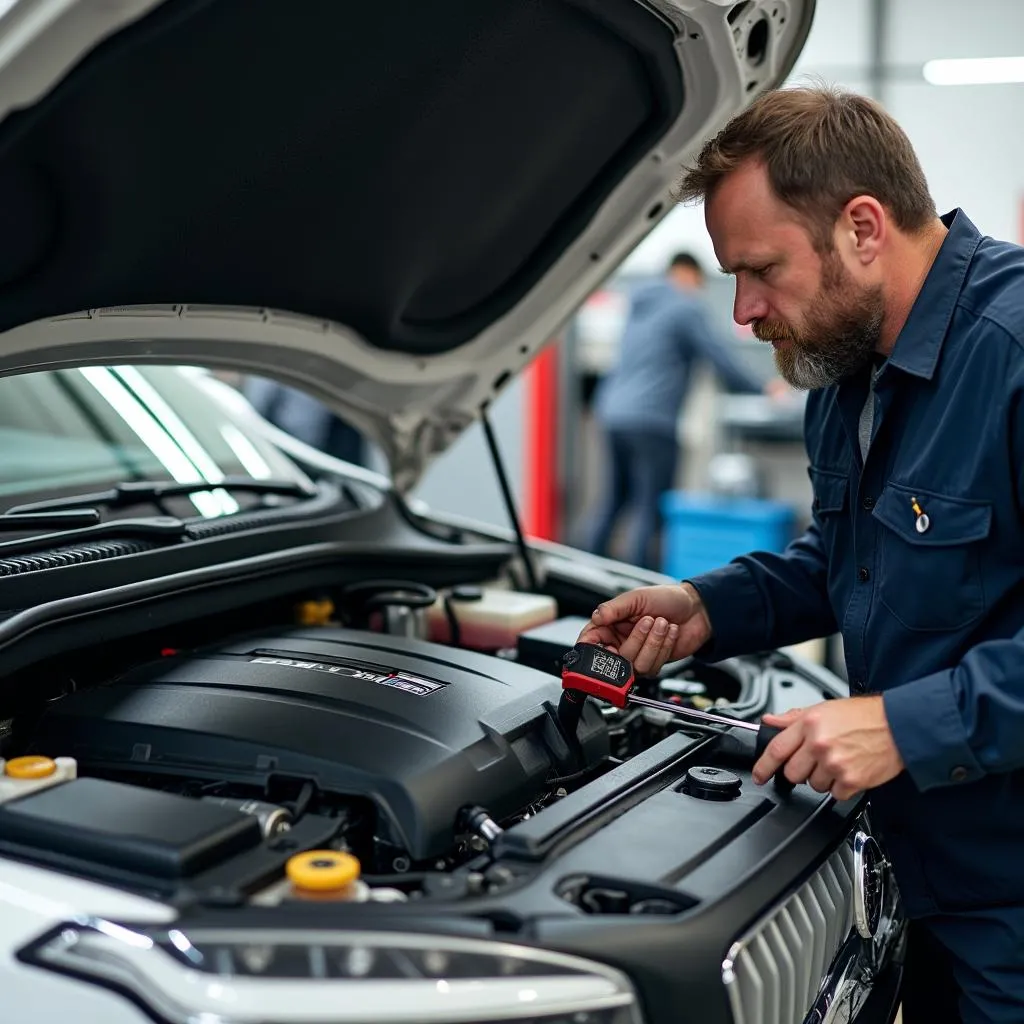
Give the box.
[5,477,318,516]
[0,510,102,531]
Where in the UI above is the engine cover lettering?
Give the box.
[249,655,445,696]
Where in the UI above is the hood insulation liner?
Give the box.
[0,0,682,355]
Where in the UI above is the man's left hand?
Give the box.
[752,696,904,801]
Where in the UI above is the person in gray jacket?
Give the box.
[586,252,776,569]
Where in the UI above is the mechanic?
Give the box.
[578,85,1024,1024]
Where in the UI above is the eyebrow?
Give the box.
[718,258,774,276]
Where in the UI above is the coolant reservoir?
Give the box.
[427,586,557,650]
[0,755,77,804]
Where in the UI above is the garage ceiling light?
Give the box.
[923,56,1024,85]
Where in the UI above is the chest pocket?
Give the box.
[873,482,992,632]
[809,466,848,517]
[809,465,849,560]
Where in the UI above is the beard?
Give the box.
[752,252,885,390]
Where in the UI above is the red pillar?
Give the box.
[523,341,560,540]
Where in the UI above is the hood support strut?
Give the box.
[481,410,538,592]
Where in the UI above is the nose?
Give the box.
[733,281,769,326]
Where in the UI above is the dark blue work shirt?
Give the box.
[689,210,1024,919]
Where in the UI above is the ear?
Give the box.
[840,196,885,265]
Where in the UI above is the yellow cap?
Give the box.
[286,850,361,892]
[5,755,57,779]
[295,599,336,627]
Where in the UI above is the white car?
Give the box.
[0,2,904,1023]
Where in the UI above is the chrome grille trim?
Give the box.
[723,841,856,1024]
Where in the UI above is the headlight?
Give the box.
[20,919,643,1024]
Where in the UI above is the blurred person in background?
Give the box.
[585,251,782,570]
[244,376,366,467]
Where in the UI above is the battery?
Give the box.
[0,777,262,879]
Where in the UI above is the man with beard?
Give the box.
[578,85,1024,1023]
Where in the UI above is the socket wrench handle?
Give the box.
[753,722,794,794]
[624,693,793,793]
[627,693,759,731]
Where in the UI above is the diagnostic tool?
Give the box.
[558,642,793,793]
[562,643,636,706]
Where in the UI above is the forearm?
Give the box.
[685,524,837,661]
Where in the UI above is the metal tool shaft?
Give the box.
[626,693,759,733]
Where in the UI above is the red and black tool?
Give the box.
[559,642,793,793]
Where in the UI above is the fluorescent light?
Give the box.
[114,365,238,515]
[219,423,274,480]
[79,367,224,518]
[923,56,1024,85]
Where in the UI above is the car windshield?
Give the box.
[0,364,304,518]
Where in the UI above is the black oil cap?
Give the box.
[684,765,742,801]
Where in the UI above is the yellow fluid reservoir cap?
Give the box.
[286,850,361,892]
[295,599,335,626]
[5,755,57,779]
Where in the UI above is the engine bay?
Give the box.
[25,625,611,874]
[0,577,834,914]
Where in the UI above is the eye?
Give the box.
[753,264,775,280]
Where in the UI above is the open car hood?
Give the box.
[0,0,812,490]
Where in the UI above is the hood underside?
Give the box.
[0,0,813,488]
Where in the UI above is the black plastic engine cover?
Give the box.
[29,628,609,861]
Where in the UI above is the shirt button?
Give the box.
[857,567,870,582]
[950,766,969,783]
[851,678,865,692]
[862,496,876,510]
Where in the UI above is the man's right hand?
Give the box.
[577,583,713,676]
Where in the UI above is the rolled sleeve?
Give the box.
[883,670,984,792]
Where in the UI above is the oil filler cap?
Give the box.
[685,766,741,801]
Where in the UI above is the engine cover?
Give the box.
[29,628,608,861]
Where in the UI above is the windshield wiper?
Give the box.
[0,510,102,532]
[5,477,318,517]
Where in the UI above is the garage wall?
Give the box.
[881,0,1024,243]
[795,0,1024,246]
[828,0,1023,245]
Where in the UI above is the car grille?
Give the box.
[723,842,855,1024]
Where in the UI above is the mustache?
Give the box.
[751,320,793,342]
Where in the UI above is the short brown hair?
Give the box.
[677,85,936,248]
